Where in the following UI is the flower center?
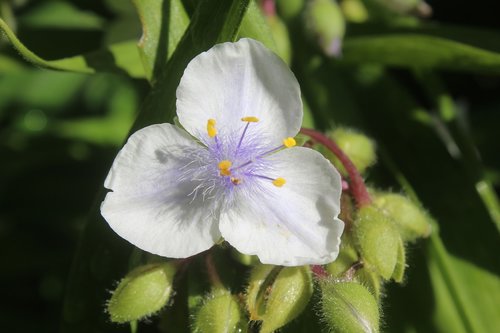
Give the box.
[206,117,296,188]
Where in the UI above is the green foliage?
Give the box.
[132,0,189,81]
[1,0,499,332]
[0,18,145,78]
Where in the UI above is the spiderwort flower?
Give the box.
[101,38,344,266]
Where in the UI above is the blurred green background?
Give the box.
[1,0,499,332]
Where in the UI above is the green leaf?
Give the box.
[239,0,279,56]
[0,55,24,72]
[132,0,190,81]
[0,18,145,78]
[340,29,500,73]
[133,0,251,130]
[18,1,104,30]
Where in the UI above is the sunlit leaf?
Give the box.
[18,1,104,30]
[132,0,190,81]
[340,28,500,73]
[1,18,145,78]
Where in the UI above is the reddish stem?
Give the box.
[300,128,372,207]
[311,265,329,279]
[205,252,223,288]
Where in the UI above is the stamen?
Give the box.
[207,119,217,138]
[241,116,259,122]
[237,116,259,150]
[257,137,297,159]
[218,160,232,176]
[252,173,287,187]
[272,177,286,187]
[283,137,296,148]
[230,177,242,185]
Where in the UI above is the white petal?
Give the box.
[101,124,221,258]
[219,147,344,266]
[176,38,302,145]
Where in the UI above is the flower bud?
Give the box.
[107,262,176,323]
[340,0,369,23]
[328,127,376,176]
[276,0,305,21]
[392,238,406,283]
[373,192,432,242]
[246,264,277,320]
[357,267,383,299]
[304,0,346,57]
[193,288,244,333]
[354,205,402,280]
[246,265,313,333]
[321,280,380,333]
[325,241,358,277]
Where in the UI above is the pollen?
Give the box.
[207,118,217,138]
[283,137,296,148]
[272,177,286,187]
[241,116,259,122]
[218,160,232,176]
[230,177,242,185]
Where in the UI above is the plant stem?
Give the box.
[311,265,329,279]
[205,252,224,289]
[300,127,372,207]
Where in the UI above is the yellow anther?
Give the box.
[272,177,286,187]
[207,118,217,138]
[218,160,232,170]
[218,160,232,176]
[241,116,260,123]
[283,137,296,148]
[231,177,242,185]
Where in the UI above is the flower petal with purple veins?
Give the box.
[101,38,344,266]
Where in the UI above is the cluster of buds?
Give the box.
[105,126,432,332]
[269,0,432,59]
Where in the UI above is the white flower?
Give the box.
[101,38,344,266]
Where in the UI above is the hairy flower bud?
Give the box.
[304,0,346,57]
[392,238,407,283]
[276,0,305,21]
[107,262,176,323]
[326,241,358,277]
[340,0,369,23]
[193,288,244,333]
[328,127,376,176]
[354,205,403,280]
[321,280,380,333]
[373,192,432,242]
[246,264,313,333]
